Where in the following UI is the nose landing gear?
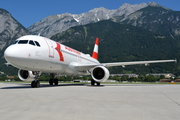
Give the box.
[31,80,40,88]
[31,71,42,88]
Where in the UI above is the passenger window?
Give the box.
[18,40,28,44]
[29,40,35,46]
[34,41,41,47]
[12,40,18,44]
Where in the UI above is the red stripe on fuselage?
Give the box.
[55,43,64,62]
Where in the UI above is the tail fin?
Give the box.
[92,38,99,60]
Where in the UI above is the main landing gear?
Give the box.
[91,79,100,86]
[31,71,41,88]
[49,73,58,86]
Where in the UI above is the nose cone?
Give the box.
[4,44,34,70]
[4,45,21,64]
[4,45,15,59]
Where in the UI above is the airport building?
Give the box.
[110,74,139,78]
[146,73,175,78]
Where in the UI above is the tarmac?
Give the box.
[0,83,180,120]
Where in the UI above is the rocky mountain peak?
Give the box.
[115,3,148,16]
[0,8,10,16]
[147,2,171,11]
[0,8,29,50]
[28,2,150,38]
[89,7,110,13]
[148,2,160,7]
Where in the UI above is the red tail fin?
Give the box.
[92,38,99,60]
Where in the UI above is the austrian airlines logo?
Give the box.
[55,43,64,62]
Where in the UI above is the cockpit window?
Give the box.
[13,39,41,47]
[29,40,35,46]
[12,40,18,44]
[18,40,28,44]
[34,41,41,47]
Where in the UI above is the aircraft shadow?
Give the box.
[1,83,32,89]
[0,83,105,89]
[0,83,152,89]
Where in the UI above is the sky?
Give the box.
[1,0,180,28]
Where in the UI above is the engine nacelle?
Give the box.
[18,70,35,81]
[91,66,110,82]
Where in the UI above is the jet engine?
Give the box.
[91,66,110,82]
[18,69,35,81]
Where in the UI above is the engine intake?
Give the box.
[91,66,109,82]
[18,70,35,81]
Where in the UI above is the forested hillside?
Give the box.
[51,20,178,75]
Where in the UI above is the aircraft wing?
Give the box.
[75,64,99,71]
[75,59,176,71]
[101,59,176,68]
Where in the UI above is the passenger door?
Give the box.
[44,38,54,58]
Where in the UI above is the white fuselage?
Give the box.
[4,35,99,75]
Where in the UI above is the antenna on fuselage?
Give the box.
[38,33,41,36]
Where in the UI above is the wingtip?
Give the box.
[175,59,177,63]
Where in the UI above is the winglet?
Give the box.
[92,38,99,60]
[175,59,177,63]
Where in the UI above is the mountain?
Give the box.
[0,9,29,51]
[0,8,29,75]
[51,20,177,74]
[28,3,148,38]
[111,2,180,39]
[28,2,180,41]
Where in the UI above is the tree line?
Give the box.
[109,75,172,82]
[0,74,175,83]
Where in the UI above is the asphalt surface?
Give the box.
[0,83,180,120]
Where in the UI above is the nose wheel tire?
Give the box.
[31,80,40,88]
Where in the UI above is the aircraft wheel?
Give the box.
[49,79,54,85]
[31,81,36,88]
[91,79,95,86]
[96,82,100,86]
[36,81,40,88]
[31,80,40,88]
[54,79,58,86]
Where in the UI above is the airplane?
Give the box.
[4,35,176,88]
